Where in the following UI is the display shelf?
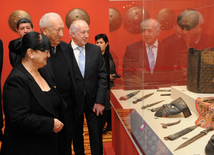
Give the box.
[111,86,214,155]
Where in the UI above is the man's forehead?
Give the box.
[19,23,31,28]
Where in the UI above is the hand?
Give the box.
[53,118,64,133]
[93,103,105,116]
[110,74,116,81]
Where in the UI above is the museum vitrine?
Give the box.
[108,0,214,154]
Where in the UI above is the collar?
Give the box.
[145,39,158,48]
[71,41,85,50]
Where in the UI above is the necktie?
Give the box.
[77,47,85,77]
[51,46,56,54]
[148,45,155,74]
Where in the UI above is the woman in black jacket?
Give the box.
[2,31,67,155]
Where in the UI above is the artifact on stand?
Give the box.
[154,97,191,118]
[109,8,122,32]
[164,124,200,140]
[132,92,154,104]
[8,10,32,33]
[187,48,214,93]
[205,134,214,155]
[174,126,213,151]
[65,8,90,29]
[123,6,150,34]
[119,90,140,101]
[161,119,181,129]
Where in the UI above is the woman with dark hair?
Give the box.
[95,34,117,133]
[2,31,67,155]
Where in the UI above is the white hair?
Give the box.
[141,18,161,34]
[69,19,88,37]
[39,12,61,31]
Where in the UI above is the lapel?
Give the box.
[84,43,91,78]
[43,58,55,82]
[17,63,56,117]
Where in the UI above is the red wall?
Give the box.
[1,0,214,90]
[0,0,109,89]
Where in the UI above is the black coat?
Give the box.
[70,43,107,116]
[2,63,67,155]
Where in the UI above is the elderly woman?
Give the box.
[2,31,67,155]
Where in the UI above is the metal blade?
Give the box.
[174,126,213,151]
[141,100,164,109]
[133,92,154,104]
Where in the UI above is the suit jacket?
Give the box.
[70,42,107,116]
[162,33,214,85]
[2,63,67,155]
[123,40,172,90]
[8,38,22,67]
[43,41,77,109]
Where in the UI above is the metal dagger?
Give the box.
[174,126,213,151]
[141,100,164,109]
[133,92,154,104]
[119,90,140,101]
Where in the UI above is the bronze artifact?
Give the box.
[174,126,213,151]
[141,100,164,109]
[164,124,200,140]
[161,119,181,129]
[156,8,177,30]
[205,134,214,155]
[133,92,154,104]
[154,97,191,118]
[8,10,32,33]
[123,6,150,34]
[109,8,122,32]
[119,90,140,101]
[65,8,90,29]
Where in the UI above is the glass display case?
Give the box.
[108,0,214,154]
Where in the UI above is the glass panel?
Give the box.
[109,0,214,154]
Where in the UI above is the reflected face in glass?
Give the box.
[95,38,108,54]
[178,10,201,43]
[141,21,159,45]
[45,17,64,47]
[17,23,33,38]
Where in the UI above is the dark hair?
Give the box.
[17,18,33,29]
[95,33,109,52]
[16,31,50,58]
[95,34,109,43]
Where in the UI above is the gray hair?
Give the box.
[39,12,61,31]
[141,18,161,34]
[69,19,88,37]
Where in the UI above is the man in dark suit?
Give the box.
[9,18,33,67]
[69,19,107,155]
[39,12,77,155]
[123,18,171,90]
